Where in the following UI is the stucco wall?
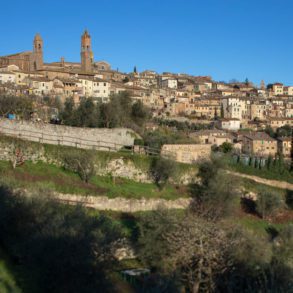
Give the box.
[0,119,137,150]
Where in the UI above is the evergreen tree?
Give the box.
[267,155,273,170]
[61,97,75,125]
[254,158,259,169]
[220,104,224,118]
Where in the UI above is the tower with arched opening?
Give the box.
[81,30,93,72]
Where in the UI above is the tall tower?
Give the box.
[81,30,93,72]
[31,33,43,71]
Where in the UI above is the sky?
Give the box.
[0,0,292,85]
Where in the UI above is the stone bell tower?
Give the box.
[31,33,43,71]
[81,30,93,72]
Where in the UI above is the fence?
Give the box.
[0,123,175,158]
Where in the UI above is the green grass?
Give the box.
[228,162,293,184]
[0,161,189,200]
[236,217,287,236]
[0,248,21,293]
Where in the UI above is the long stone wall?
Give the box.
[51,193,192,212]
[0,119,138,150]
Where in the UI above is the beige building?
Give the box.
[272,83,284,96]
[277,137,292,157]
[161,144,211,163]
[268,117,293,129]
[251,102,267,120]
[94,61,111,71]
[190,129,227,144]
[0,71,15,84]
[28,77,53,96]
[283,86,293,96]
[208,134,233,146]
[242,132,277,156]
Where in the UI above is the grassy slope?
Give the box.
[228,161,293,184]
[0,161,189,200]
[0,248,21,293]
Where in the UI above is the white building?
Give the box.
[77,77,94,97]
[161,78,178,89]
[0,71,15,84]
[218,118,241,131]
[92,78,110,102]
[272,83,284,96]
[28,77,53,96]
[222,97,242,120]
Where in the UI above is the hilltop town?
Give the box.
[0,30,292,293]
[0,30,292,162]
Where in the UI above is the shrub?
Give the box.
[256,192,282,219]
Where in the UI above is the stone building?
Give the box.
[277,137,292,157]
[161,144,211,163]
[241,132,277,157]
[0,34,43,72]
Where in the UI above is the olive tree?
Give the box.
[63,150,96,183]
[149,157,176,189]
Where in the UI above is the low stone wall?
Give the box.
[53,193,192,212]
[0,119,137,150]
[0,137,197,185]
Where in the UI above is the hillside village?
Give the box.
[0,31,292,164]
[0,29,292,293]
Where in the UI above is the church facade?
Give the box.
[0,30,110,74]
[0,34,43,72]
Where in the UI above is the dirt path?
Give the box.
[226,170,293,191]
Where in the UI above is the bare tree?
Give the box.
[139,210,231,292]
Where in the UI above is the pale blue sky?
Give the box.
[0,0,292,85]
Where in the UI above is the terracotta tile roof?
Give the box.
[244,132,276,142]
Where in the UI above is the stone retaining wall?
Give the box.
[53,193,192,212]
[0,138,197,184]
[0,119,137,150]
